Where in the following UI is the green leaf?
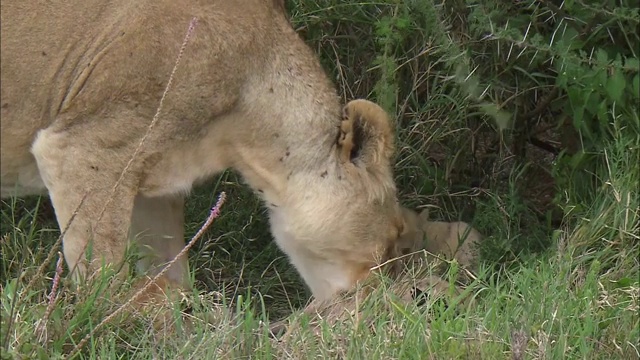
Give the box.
[625,57,640,71]
[633,74,639,99]
[569,150,586,170]
[585,91,601,115]
[596,99,609,128]
[596,48,609,65]
[595,69,607,89]
[606,70,625,102]
[396,17,410,31]
[556,69,568,88]
[560,27,579,45]
[598,319,613,330]
[612,277,633,289]
[564,0,573,8]
[568,86,586,126]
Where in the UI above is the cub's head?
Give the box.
[393,207,428,256]
[391,206,483,272]
[269,99,405,302]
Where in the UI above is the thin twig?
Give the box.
[66,191,227,360]
[3,194,88,350]
[35,253,64,344]
[69,16,199,276]
[21,195,88,293]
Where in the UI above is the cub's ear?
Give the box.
[399,206,418,236]
[418,209,430,223]
[337,99,395,169]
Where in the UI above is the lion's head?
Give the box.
[266,99,404,302]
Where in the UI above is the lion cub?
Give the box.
[393,207,483,271]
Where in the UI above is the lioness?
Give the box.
[1,0,404,307]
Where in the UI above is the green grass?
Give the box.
[2,1,639,359]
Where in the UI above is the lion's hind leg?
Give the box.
[129,193,190,289]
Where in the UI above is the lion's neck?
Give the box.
[224,48,343,206]
[227,106,340,210]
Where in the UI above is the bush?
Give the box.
[288,0,639,260]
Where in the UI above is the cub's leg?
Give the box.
[129,194,190,288]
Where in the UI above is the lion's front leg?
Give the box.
[31,128,138,284]
[30,126,184,315]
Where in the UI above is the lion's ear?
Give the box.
[272,0,286,13]
[337,99,395,169]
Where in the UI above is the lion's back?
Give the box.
[1,0,291,197]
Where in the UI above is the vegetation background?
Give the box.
[2,0,638,359]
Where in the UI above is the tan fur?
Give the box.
[1,0,403,307]
[270,207,483,337]
[394,207,483,270]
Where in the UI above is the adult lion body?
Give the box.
[1,0,403,305]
